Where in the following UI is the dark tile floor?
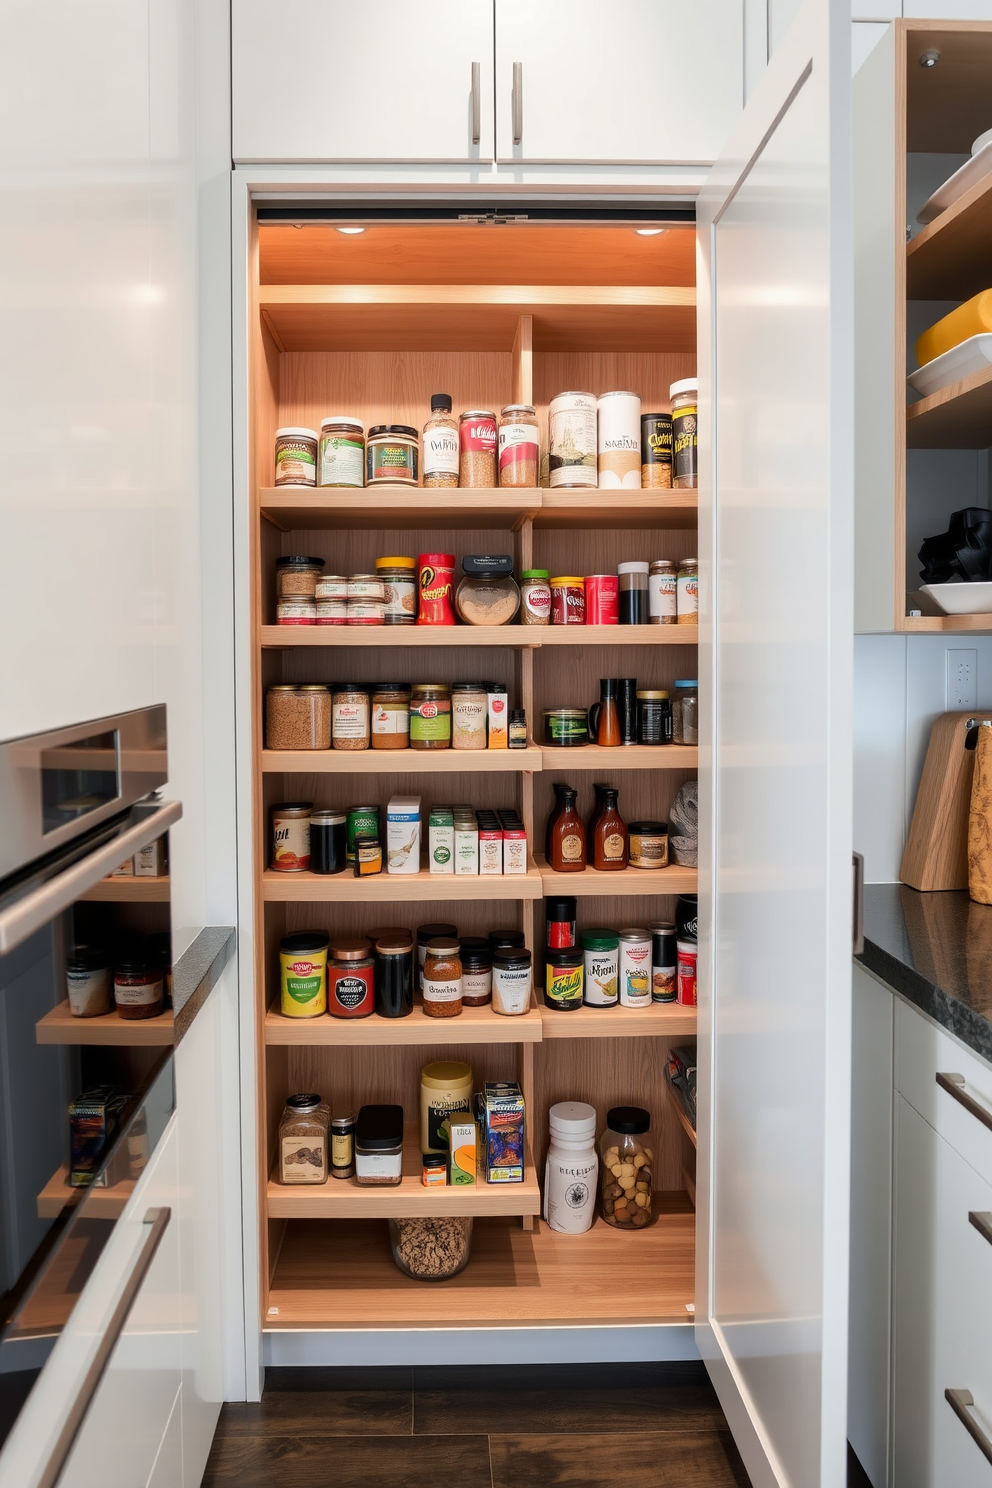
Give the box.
[202,1363,752,1488]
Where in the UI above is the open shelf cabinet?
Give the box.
[247,217,699,1332]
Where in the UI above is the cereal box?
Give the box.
[480,1081,525,1183]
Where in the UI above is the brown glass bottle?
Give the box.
[549,787,586,872]
[545,782,569,861]
[592,787,628,871]
[587,782,608,845]
[591,679,621,747]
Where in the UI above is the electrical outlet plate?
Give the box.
[947,648,978,711]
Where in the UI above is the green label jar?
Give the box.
[279,933,329,1018]
[319,417,365,488]
[545,948,584,1011]
[410,686,451,748]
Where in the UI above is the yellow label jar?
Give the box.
[420,1060,473,1153]
[279,932,328,1017]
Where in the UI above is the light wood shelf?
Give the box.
[541,744,698,771]
[80,876,170,903]
[266,1202,694,1328]
[535,856,697,897]
[542,1002,697,1040]
[36,1001,174,1047]
[667,1079,698,1150]
[262,862,545,902]
[37,1166,134,1220]
[536,488,697,529]
[906,170,992,301]
[901,612,992,633]
[261,746,543,774]
[260,623,697,649]
[267,1125,540,1220]
[264,1001,543,1046]
[906,363,992,449]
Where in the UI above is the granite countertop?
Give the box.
[858,883,992,1062]
[172,926,235,1044]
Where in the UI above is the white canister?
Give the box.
[597,391,641,489]
[548,391,598,489]
[492,950,532,1015]
[544,1101,599,1234]
[618,929,652,1008]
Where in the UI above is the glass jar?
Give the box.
[498,404,539,488]
[459,938,492,1006]
[114,955,164,1021]
[416,922,458,993]
[648,559,677,623]
[275,555,324,598]
[600,1107,654,1228]
[508,710,528,748]
[265,684,331,750]
[330,1113,355,1179]
[276,595,316,625]
[459,410,498,488]
[376,557,416,624]
[423,394,459,488]
[410,683,451,750]
[371,685,410,749]
[274,428,318,487]
[628,822,669,872]
[670,380,698,490]
[637,690,671,747]
[332,685,370,751]
[319,417,365,488]
[66,947,112,1018]
[455,556,520,626]
[422,937,463,1018]
[389,1216,473,1280]
[374,935,413,1019]
[451,683,488,750]
[519,569,552,626]
[314,573,348,601]
[279,932,328,1018]
[672,680,698,745]
[492,948,532,1016]
[618,561,649,624]
[310,810,346,875]
[677,558,698,624]
[366,425,419,486]
[279,1094,330,1184]
[327,936,374,1017]
[355,1104,404,1186]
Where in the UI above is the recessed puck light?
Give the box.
[336,226,366,235]
[920,48,940,68]
[635,228,665,237]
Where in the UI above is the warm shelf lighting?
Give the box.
[337,226,366,235]
[636,228,665,237]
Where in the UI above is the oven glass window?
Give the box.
[40,732,120,834]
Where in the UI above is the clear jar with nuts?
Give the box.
[599,1106,653,1229]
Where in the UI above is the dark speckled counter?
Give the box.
[858,883,992,1064]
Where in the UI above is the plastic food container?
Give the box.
[388,1216,473,1280]
[354,1104,404,1185]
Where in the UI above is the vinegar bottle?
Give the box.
[592,787,628,871]
[549,787,586,872]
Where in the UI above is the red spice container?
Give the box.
[677,940,697,1006]
[585,575,619,625]
[417,552,456,625]
[550,576,586,626]
[327,936,375,1017]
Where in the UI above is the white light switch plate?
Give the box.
[946,648,978,710]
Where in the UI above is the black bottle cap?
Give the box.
[430,393,452,413]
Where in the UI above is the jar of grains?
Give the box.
[422,937,463,1018]
[332,685,370,750]
[279,1095,330,1185]
[366,425,419,486]
[371,685,410,749]
[649,559,677,623]
[318,417,365,488]
[410,683,451,750]
[459,410,498,488]
[265,685,331,750]
[600,1106,653,1229]
[276,555,325,598]
[672,680,698,745]
[519,569,551,625]
[451,683,488,750]
[677,558,698,623]
[375,556,416,624]
[498,405,539,488]
[455,556,520,626]
[670,380,698,490]
[274,428,318,487]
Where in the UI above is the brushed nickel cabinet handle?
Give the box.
[946,1389,992,1466]
[936,1072,992,1134]
[852,850,864,955]
[512,61,523,145]
[471,61,481,144]
[969,1211,992,1248]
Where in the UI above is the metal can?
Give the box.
[670,380,698,489]
[582,930,619,1008]
[597,391,641,489]
[346,804,380,864]
[584,574,619,625]
[641,413,673,489]
[549,391,597,489]
[417,552,456,625]
[618,929,652,1008]
[279,932,328,1018]
[649,923,677,1003]
[271,803,312,871]
[677,939,697,1006]
[550,576,586,625]
[545,947,584,1011]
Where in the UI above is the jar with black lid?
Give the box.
[637,690,671,746]
[374,935,413,1018]
[489,929,525,953]
[331,1114,355,1179]
[310,810,346,874]
[492,947,533,1016]
[459,937,492,1006]
[545,946,583,1011]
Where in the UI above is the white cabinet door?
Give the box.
[232,1,494,164]
[893,1096,992,1488]
[695,0,853,1483]
[494,0,743,164]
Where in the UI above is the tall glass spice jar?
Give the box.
[649,559,677,623]
[332,685,370,750]
[279,1095,330,1184]
[459,410,498,488]
[423,394,459,488]
[410,683,451,750]
[498,404,539,488]
[670,380,698,490]
[422,938,463,1018]
[416,922,458,993]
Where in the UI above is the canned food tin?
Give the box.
[347,805,380,863]
[597,391,641,489]
[650,923,677,1003]
[417,552,456,626]
[641,413,673,489]
[550,576,586,626]
[584,574,619,625]
[677,939,697,1006]
[545,947,584,1011]
[271,803,312,871]
[279,932,328,1017]
[582,930,619,1008]
[549,391,597,489]
[618,929,652,1008]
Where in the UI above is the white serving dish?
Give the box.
[917,133,992,225]
[921,581,992,616]
[907,334,992,399]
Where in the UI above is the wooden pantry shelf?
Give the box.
[901,612,992,633]
[264,1001,543,1047]
[262,863,544,902]
[535,488,698,530]
[79,876,170,903]
[37,1166,134,1220]
[258,284,697,355]
[261,746,542,774]
[266,1203,695,1329]
[267,1126,540,1221]
[536,856,697,897]
[541,745,698,771]
[906,171,992,302]
[260,624,697,649]
[542,1001,697,1040]
[906,364,992,449]
[260,485,540,531]
[36,1001,174,1047]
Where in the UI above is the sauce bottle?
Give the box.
[587,782,608,846]
[545,782,569,861]
[589,679,621,747]
[592,787,628,871]
[549,787,586,872]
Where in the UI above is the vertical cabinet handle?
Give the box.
[512,61,523,145]
[852,851,864,955]
[969,1211,992,1248]
[936,1071,992,1134]
[471,61,481,145]
[946,1389,992,1466]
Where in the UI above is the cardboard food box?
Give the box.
[69,1087,128,1188]
[429,807,454,875]
[386,795,421,875]
[441,1114,477,1185]
[480,1081,525,1183]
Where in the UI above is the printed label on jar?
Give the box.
[319,436,364,488]
[462,969,492,1001]
[381,578,416,621]
[283,957,324,1005]
[498,425,539,476]
[315,575,348,600]
[523,585,551,621]
[620,949,652,1007]
[332,701,369,739]
[348,578,384,601]
[282,1136,326,1181]
[367,443,418,483]
[331,972,373,1012]
[67,967,111,1016]
[331,1133,353,1166]
[410,703,451,743]
[584,952,619,1005]
[677,575,698,618]
[114,974,163,1006]
[672,405,697,483]
[493,966,531,1014]
[272,815,310,871]
[424,427,459,476]
[546,963,583,1007]
[423,976,462,1003]
[602,832,626,860]
[652,964,677,1003]
[560,833,584,862]
[649,572,677,618]
[372,705,409,736]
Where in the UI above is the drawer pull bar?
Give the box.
[936,1071,992,1134]
[969,1211,992,1248]
[946,1389,992,1466]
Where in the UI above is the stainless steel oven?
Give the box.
[0,706,180,1453]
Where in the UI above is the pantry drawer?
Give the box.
[895,999,992,1186]
[894,1096,992,1488]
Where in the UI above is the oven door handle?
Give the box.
[0,798,181,955]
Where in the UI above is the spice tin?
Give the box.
[543,709,589,746]
[677,939,697,1006]
[641,413,673,488]
[597,391,641,489]
[550,576,586,626]
[279,932,328,1018]
[366,424,419,485]
[315,574,348,600]
[346,804,380,863]
[545,947,584,1011]
[271,803,311,871]
[319,416,365,488]
[417,552,456,625]
[274,427,318,487]
[670,380,698,489]
[628,820,669,870]
[650,923,677,1003]
[618,929,652,1007]
[276,596,316,625]
[310,810,346,875]
[328,936,375,1017]
[584,574,619,625]
[582,930,619,1007]
[549,391,597,489]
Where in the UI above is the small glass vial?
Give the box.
[330,1114,355,1179]
[508,710,528,748]
[423,393,459,488]
[670,380,698,490]
[672,680,699,745]
[279,1095,330,1184]
[600,1106,654,1229]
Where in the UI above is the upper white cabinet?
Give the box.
[232,0,495,163]
[495,0,743,164]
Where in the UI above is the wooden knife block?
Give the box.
[901,711,978,891]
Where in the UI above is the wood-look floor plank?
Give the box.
[489,1430,750,1487]
[201,1433,492,1487]
[213,1388,412,1438]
